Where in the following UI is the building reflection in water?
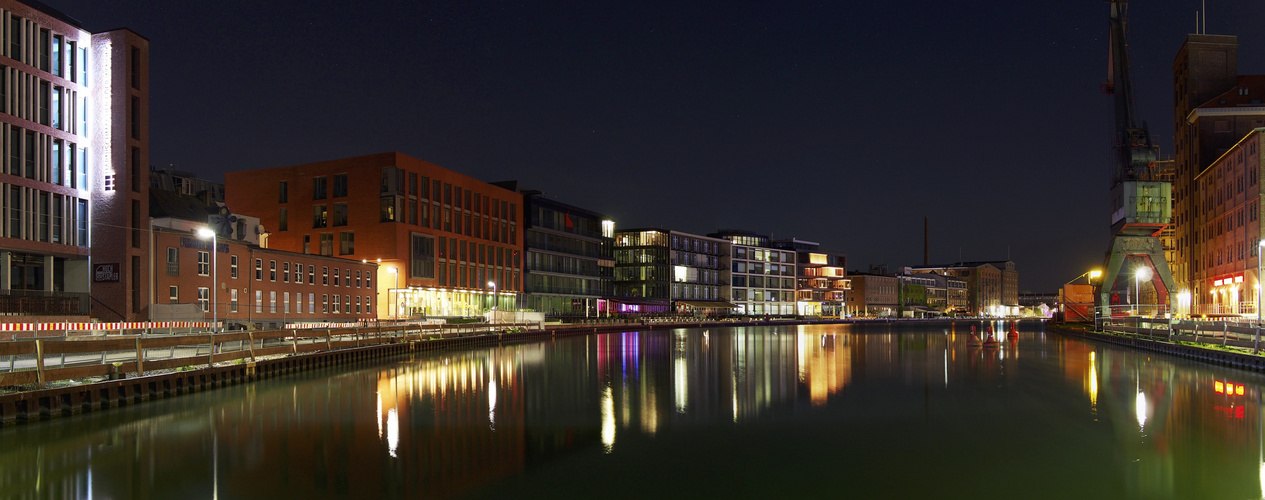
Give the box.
[8,323,1265,498]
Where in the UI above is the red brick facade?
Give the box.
[225,152,522,318]
[152,227,378,329]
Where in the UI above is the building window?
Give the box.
[320,233,333,256]
[381,196,398,222]
[356,296,361,314]
[283,262,290,283]
[130,96,139,139]
[340,231,355,255]
[284,292,290,314]
[313,205,327,228]
[333,294,341,313]
[356,271,362,287]
[256,290,262,313]
[279,181,288,203]
[333,268,340,287]
[333,174,348,198]
[166,247,179,275]
[198,251,210,276]
[198,287,210,312]
[309,293,315,314]
[365,297,372,314]
[269,260,277,281]
[303,235,310,254]
[230,255,239,279]
[410,233,436,278]
[230,289,238,313]
[313,176,327,200]
[322,294,329,313]
[333,203,348,226]
[309,265,315,284]
[169,286,178,304]
[255,259,263,280]
[279,208,288,231]
[270,291,277,313]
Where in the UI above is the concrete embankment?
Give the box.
[1050,324,1265,372]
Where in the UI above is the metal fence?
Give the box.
[1094,306,1265,351]
[0,322,541,389]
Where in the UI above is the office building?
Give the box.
[613,229,730,315]
[501,184,614,318]
[225,152,523,319]
[710,230,796,316]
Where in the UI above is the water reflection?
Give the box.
[4,323,1265,499]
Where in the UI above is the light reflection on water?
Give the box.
[1,322,1264,499]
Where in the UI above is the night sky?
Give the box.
[41,0,1265,292]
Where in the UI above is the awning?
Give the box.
[676,300,737,309]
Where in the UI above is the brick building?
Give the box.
[225,152,523,319]
[0,1,148,321]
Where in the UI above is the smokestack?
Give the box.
[923,217,929,266]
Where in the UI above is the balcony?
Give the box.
[0,290,90,316]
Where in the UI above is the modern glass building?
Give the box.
[508,185,614,318]
[710,230,796,316]
[613,229,730,315]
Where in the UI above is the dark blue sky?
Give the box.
[43,0,1265,292]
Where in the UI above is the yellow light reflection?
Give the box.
[601,385,615,454]
[1135,390,1148,431]
[386,408,399,458]
[674,356,688,413]
[1088,352,1098,414]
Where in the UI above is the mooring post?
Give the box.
[34,339,45,389]
[135,337,145,377]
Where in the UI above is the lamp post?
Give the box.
[196,227,218,333]
[387,267,399,321]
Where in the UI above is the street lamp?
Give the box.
[387,266,399,321]
[196,227,218,333]
[1065,269,1103,285]
[1134,266,1153,316]
[488,281,497,315]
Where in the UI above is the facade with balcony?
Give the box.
[613,229,730,315]
[775,239,849,317]
[710,230,796,316]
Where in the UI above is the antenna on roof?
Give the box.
[1203,0,1207,34]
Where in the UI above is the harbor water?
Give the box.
[0,321,1261,499]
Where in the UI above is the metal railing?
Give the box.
[0,321,542,388]
[0,290,90,316]
[1094,305,1265,351]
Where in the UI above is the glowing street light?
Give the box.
[196,227,218,333]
